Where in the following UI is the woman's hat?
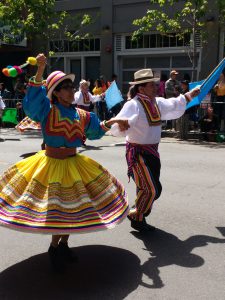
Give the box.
[79,79,90,87]
[46,71,75,99]
[129,69,160,85]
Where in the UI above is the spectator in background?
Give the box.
[165,70,181,129]
[92,79,103,96]
[100,75,110,93]
[0,83,5,98]
[157,73,168,97]
[111,74,118,83]
[165,70,181,98]
[0,82,12,101]
[14,77,26,99]
[200,106,219,140]
[93,79,104,119]
[0,93,6,126]
[74,79,102,112]
[213,69,225,131]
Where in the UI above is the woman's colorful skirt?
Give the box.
[15,116,41,132]
[0,151,128,234]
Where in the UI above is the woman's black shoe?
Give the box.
[48,245,65,272]
[58,242,78,263]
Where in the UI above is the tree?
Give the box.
[0,0,91,55]
[132,0,224,81]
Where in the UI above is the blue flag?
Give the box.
[189,80,204,90]
[186,58,225,109]
[105,81,124,110]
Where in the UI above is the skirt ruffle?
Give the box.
[0,151,128,234]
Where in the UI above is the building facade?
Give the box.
[51,0,224,93]
[1,0,224,95]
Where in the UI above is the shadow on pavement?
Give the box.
[20,152,38,159]
[131,228,225,289]
[0,245,141,300]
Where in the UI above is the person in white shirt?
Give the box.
[110,68,200,232]
[74,79,102,111]
[0,96,6,117]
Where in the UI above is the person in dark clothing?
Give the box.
[200,106,219,133]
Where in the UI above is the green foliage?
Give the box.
[132,0,210,40]
[0,0,91,46]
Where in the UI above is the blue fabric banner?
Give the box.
[189,80,204,90]
[186,58,225,109]
[105,81,124,110]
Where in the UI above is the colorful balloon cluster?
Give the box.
[2,57,37,78]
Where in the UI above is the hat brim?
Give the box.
[129,77,160,85]
[47,73,75,99]
[80,81,90,87]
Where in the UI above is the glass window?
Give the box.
[170,35,177,47]
[156,34,163,47]
[144,35,150,48]
[172,56,193,68]
[50,57,64,72]
[125,36,131,49]
[49,38,100,52]
[163,35,169,47]
[150,34,157,48]
[123,71,135,81]
[125,33,191,49]
[146,57,170,68]
[95,38,100,51]
[123,57,145,68]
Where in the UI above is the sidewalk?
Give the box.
[162,129,225,143]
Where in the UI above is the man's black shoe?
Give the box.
[58,242,78,263]
[127,215,155,232]
[48,245,65,273]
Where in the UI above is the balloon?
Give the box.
[8,68,18,77]
[27,57,37,65]
[13,66,23,75]
[2,68,9,77]
[2,56,37,77]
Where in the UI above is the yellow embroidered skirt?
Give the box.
[0,151,128,234]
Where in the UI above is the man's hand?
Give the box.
[185,87,200,102]
[189,87,200,98]
[116,119,130,131]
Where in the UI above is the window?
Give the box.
[50,38,101,52]
[125,33,191,49]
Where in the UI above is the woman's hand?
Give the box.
[105,118,130,131]
[35,53,47,83]
[36,53,47,69]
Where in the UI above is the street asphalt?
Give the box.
[0,128,225,300]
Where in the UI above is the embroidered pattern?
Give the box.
[45,105,90,142]
[137,93,161,126]
[82,91,90,104]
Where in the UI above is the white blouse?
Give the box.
[110,94,186,144]
[0,97,5,110]
[73,91,101,107]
